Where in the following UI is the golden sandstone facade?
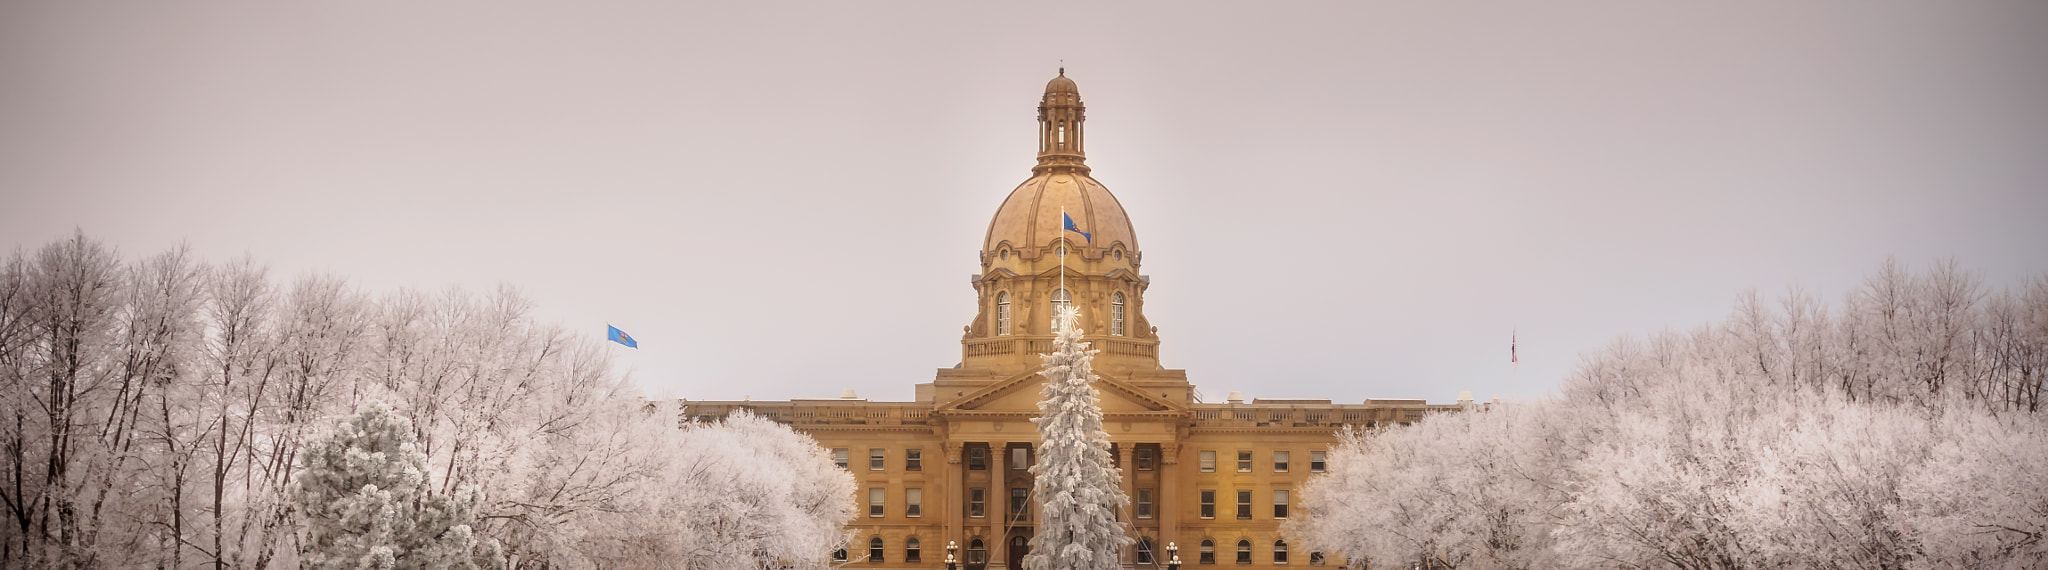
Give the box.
[688,71,1456,569]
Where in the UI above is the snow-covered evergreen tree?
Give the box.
[294,401,494,570]
[1024,306,1133,570]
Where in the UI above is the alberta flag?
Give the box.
[607,325,638,348]
[1063,212,1092,243]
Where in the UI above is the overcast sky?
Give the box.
[4,1,2045,404]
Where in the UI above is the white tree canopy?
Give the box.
[1024,305,1133,570]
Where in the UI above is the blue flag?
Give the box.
[607,325,638,348]
[1063,212,1092,243]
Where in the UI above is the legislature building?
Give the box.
[687,71,1458,570]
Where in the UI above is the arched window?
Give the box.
[906,537,921,563]
[996,292,1011,336]
[1050,289,1072,333]
[1236,540,1252,564]
[1136,538,1155,564]
[870,537,885,563]
[968,538,987,566]
[1111,292,1126,336]
[1199,540,1215,565]
[1274,540,1288,564]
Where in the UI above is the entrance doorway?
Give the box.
[1008,536,1029,569]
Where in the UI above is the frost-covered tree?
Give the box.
[1024,306,1132,570]
[294,400,492,570]
[1290,259,2048,569]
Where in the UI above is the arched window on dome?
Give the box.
[996,292,1011,336]
[1111,292,1126,336]
[1050,289,1073,334]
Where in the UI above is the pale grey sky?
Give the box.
[4,1,2045,404]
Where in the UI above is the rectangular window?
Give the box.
[1136,447,1155,471]
[833,448,849,470]
[869,488,885,518]
[1137,488,1154,519]
[1011,447,1029,469]
[969,447,987,470]
[870,448,886,471]
[906,449,922,471]
[1199,450,1216,472]
[1273,451,1290,473]
[1236,490,1252,520]
[969,488,986,518]
[1010,488,1029,516]
[1310,451,1326,473]
[906,488,922,517]
[1273,490,1290,519]
[1237,450,1252,472]
[1199,490,1215,519]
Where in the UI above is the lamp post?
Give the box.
[945,540,959,570]
[1165,542,1182,570]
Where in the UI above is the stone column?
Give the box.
[1118,443,1136,565]
[989,441,1008,569]
[1160,441,1182,554]
[945,441,964,551]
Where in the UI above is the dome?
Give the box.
[982,172,1138,255]
[1045,71,1078,95]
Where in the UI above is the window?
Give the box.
[834,548,848,562]
[1199,490,1215,519]
[996,292,1011,335]
[1273,490,1290,519]
[1011,447,1029,469]
[1010,488,1028,516]
[1199,450,1216,472]
[1310,552,1326,566]
[969,488,985,517]
[1199,540,1215,565]
[1115,249,1123,261]
[906,449,922,471]
[1136,447,1154,471]
[906,538,921,563]
[1236,540,1252,564]
[968,539,987,565]
[833,448,849,470]
[1050,289,1072,333]
[1237,450,1252,472]
[1111,292,1126,336]
[1273,451,1290,472]
[906,488,922,517]
[1136,489,1153,519]
[1274,541,1288,564]
[1310,451,1326,473]
[869,488,885,518]
[870,448,886,471]
[1137,538,1155,564]
[969,447,987,470]
[1236,490,1252,520]
[870,537,885,563]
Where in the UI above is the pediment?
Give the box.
[937,365,1181,416]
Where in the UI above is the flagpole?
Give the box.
[1059,206,1067,326]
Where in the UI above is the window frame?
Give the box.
[1236,540,1252,565]
[833,448,849,470]
[1010,487,1029,517]
[1237,450,1252,472]
[1273,450,1289,473]
[1199,489,1216,519]
[1136,447,1154,471]
[906,487,922,518]
[1310,450,1326,473]
[869,487,885,518]
[1011,446,1029,470]
[1199,540,1216,565]
[969,488,986,518]
[1273,489,1289,519]
[869,537,885,563]
[1199,450,1216,472]
[1136,488,1154,519]
[1236,490,1252,520]
[1273,540,1288,565]
[906,449,922,471]
[968,447,987,470]
[1111,291,1126,336]
[996,291,1011,335]
[1050,289,1072,333]
[906,537,921,563]
[870,448,886,471]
